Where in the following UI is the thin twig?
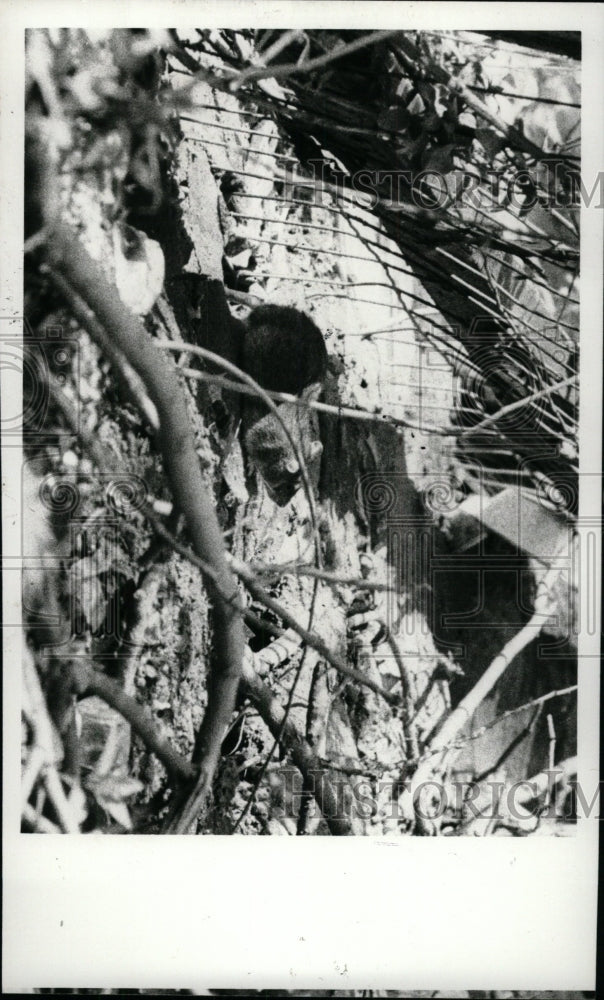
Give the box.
[226,30,403,91]
[392,33,573,168]
[249,561,400,593]
[143,516,395,705]
[232,592,319,835]
[243,672,353,835]
[258,29,307,66]
[230,556,399,706]
[237,562,323,835]
[448,684,577,753]
[383,631,420,766]
[178,366,455,438]
[459,375,577,439]
[298,658,332,834]
[515,756,577,805]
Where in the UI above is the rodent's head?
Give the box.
[243,384,323,506]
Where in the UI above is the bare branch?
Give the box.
[243,672,353,835]
[391,33,575,167]
[224,30,403,91]
[179,365,449,435]
[29,110,245,821]
[144,517,397,705]
[428,611,544,757]
[248,561,401,593]
[409,610,547,830]
[43,220,244,824]
[459,375,578,439]
[70,662,196,784]
[230,556,400,706]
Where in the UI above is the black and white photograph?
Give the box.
[2,2,601,994]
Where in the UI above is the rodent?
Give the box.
[186,278,328,505]
[241,305,328,505]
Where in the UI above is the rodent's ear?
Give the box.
[300,381,323,403]
[285,457,300,475]
[308,440,323,461]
